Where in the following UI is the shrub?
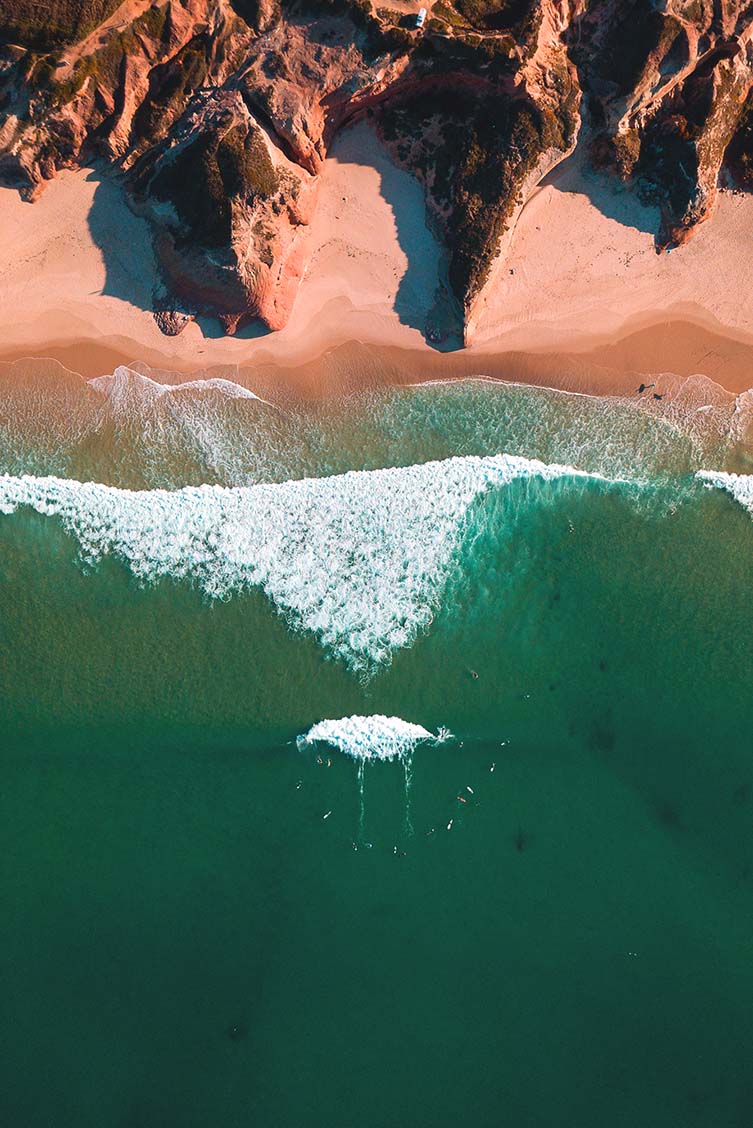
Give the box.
[454,0,535,33]
[380,88,550,303]
[0,1,122,49]
[131,36,210,143]
[151,122,281,248]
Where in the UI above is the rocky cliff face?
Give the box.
[1,0,752,342]
[572,0,753,249]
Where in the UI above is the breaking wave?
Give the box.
[297,715,452,761]
[297,715,453,839]
[88,368,270,404]
[696,469,753,515]
[2,361,752,491]
[0,453,602,674]
[0,362,286,487]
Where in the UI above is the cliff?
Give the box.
[1,0,752,343]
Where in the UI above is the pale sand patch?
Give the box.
[473,152,753,365]
[0,125,752,396]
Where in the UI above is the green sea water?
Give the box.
[1,366,753,1127]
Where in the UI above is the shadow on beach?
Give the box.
[85,166,161,312]
[542,148,661,239]
[327,123,464,351]
[64,137,660,355]
[86,167,273,341]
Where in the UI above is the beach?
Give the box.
[7,0,753,1119]
[1,122,753,398]
[4,113,753,1128]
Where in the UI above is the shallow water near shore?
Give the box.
[2,367,753,1127]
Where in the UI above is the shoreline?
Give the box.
[2,307,753,404]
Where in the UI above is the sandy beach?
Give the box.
[1,122,752,399]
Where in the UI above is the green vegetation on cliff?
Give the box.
[151,122,281,248]
[572,0,683,98]
[725,90,753,190]
[131,35,210,145]
[47,6,169,106]
[454,0,535,33]
[381,89,558,306]
[0,0,121,49]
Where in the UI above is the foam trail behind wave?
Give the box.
[0,454,601,674]
[86,366,280,488]
[297,715,452,838]
[696,470,753,515]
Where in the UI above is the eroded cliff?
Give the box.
[1,0,752,342]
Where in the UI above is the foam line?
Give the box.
[0,454,600,673]
[88,365,270,403]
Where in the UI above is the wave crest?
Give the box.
[696,469,753,515]
[0,454,599,673]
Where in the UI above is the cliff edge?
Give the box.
[1,0,752,343]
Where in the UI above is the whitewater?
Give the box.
[297,715,452,761]
[0,453,603,674]
[697,469,753,515]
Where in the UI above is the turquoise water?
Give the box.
[1,365,753,1126]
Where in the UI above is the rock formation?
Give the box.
[1,0,752,342]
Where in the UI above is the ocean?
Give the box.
[1,362,753,1127]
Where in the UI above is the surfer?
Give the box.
[636,382,655,394]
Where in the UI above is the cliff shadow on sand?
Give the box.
[85,166,160,313]
[328,123,463,352]
[86,165,272,340]
[542,145,661,240]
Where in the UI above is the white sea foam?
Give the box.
[0,453,598,673]
[696,469,753,515]
[90,365,288,488]
[297,715,451,761]
[88,366,268,404]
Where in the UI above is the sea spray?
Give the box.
[297,715,453,839]
[0,454,602,674]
